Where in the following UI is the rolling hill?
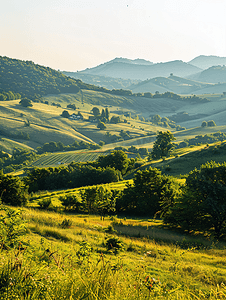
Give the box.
[188,55,226,69]
[128,75,211,94]
[62,71,141,90]
[188,65,226,84]
[2,55,226,155]
[80,59,202,80]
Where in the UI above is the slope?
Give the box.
[81,60,202,80]
[62,71,141,90]
[189,55,226,69]
[188,66,226,84]
[129,75,211,94]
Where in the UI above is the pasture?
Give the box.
[1,205,226,299]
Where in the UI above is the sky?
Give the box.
[1,0,226,71]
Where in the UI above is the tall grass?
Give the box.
[1,207,226,299]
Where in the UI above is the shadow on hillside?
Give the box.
[113,223,226,249]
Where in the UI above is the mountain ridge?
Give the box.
[80,59,202,80]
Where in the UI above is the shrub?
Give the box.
[0,205,27,249]
[38,198,52,209]
[59,195,80,211]
[60,218,73,229]
[105,237,124,254]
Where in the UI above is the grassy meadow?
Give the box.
[2,82,226,298]
[1,205,226,299]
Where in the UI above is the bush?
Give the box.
[59,195,80,211]
[105,237,124,254]
[0,205,27,249]
[38,198,52,209]
[60,218,73,229]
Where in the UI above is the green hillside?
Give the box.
[63,71,141,90]
[2,55,226,156]
[0,56,113,100]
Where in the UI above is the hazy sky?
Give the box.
[1,0,226,71]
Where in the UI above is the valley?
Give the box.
[1,55,226,299]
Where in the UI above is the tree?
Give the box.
[117,167,176,216]
[61,110,70,118]
[207,120,216,127]
[164,161,226,239]
[201,121,207,127]
[67,103,76,110]
[19,98,33,107]
[152,114,161,124]
[97,121,106,130]
[0,172,28,206]
[97,150,129,175]
[110,116,121,124]
[91,107,100,117]
[59,194,80,211]
[105,107,110,121]
[80,186,115,217]
[151,131,176,160]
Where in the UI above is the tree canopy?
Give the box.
[163,161,226,239]
[117,167,176,217]
[151,131,176,159]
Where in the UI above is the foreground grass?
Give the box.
[1,207,226,299]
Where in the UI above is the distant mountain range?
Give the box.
[64,55,226,94]
[79,59,202,80]
[188,55,226,70]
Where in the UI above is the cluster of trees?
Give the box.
[58,186,116,219]
[96,150,133,175]
[116,168,176,216]
[36,140,100,154]
[0,91,21,101]
[150,114,186,131]
[201,120,216,127]
[163,161,226,239]
[1,149,226,239]
[24,163,122,192]
[91,107,110,122]
[23,150,132,192]
[176,132,226,149]
[141,91,208,103]
[0,149,37,174]
[89,107,111,130]
[114,146,149,157]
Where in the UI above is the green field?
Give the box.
[30,150,109,167]
[1,205,226,299]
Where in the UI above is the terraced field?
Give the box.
[30,150,110,167]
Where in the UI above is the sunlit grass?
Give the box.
[1,206,226,299]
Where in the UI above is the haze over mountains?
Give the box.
[79,59,201,80]
[64,55,226,94]
[188,55,226,70]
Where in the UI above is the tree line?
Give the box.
[1,140,226,239]
[36,140,100,154]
